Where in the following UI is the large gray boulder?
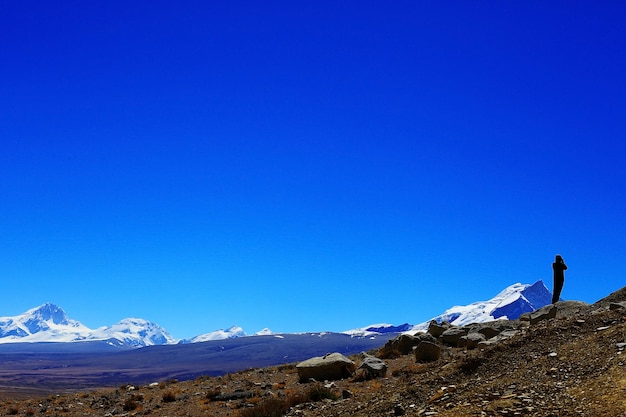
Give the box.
[357,353,387,379]
[440,327,468,346]
[296,353,356,382]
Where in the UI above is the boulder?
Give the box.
[414,341,441,362]
[609,301,626,310]
[529,305,557,325]
[296,353,356,382]
[357,353,387,379]
[427,320,450,338]
[463,332,487,350]
[440,327,468,346]
[478,330,522,348]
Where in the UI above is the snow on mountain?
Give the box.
[0,303,93,343]
[345,280,553,336]
[91,318,177,347]
[179,326,276,344]
[344,323,413,337]
[1,281,552,346]
[180,326,246,344]
[254,328,273,336]
[410,280,552,331]
[0,303,175,347]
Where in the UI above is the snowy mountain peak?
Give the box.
[180,326,247,344]
[93,318,177,347]
[410,280,552,331]
[24,303,70,326]
[1,280,554,347]
[0,305,175,347]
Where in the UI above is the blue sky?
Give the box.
[1,2,625,339]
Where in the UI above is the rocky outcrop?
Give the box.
[379,333,437,356]
[296,353,356,382]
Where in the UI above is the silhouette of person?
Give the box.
[552,254,567,304]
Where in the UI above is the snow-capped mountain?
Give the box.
[1,280,552,347]
[179,326,246,344]
[0,303,175,347]
[343,323,413,337]
[0,303,92,342]
[409,280,552,331]
[346,280,553,336]
[92,318,177,347]
[179,326,274,344]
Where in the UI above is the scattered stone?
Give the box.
[211,390,253,401]
[596,326,610,332]
[296,352,356,382]
[394,403,406,415]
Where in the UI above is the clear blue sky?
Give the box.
[1,1,625,339]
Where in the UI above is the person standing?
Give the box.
[552,254,567,304]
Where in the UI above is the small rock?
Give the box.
[394,404,406,416]
[609,301,626,310]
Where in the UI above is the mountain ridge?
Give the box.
[0,280,554,348]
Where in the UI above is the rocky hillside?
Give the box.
[0,287,624,417]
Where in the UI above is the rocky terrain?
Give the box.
[0,287,624,417]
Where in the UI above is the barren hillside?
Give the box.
[0,289,624,417]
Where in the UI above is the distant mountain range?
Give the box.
[0,280,553,348]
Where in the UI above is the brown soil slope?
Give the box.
[0,295,624,417]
